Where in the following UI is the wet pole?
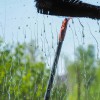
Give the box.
[44,18,71,100]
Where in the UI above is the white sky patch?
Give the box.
[0,0,100,75]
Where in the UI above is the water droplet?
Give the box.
[18,26,20,30]
[26,25,28,27]
[28,17,30,19]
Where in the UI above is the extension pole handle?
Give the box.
[44,18,71,100]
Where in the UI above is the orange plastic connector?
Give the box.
[59,18,71,41]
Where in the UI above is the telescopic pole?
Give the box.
[44,18,71,100]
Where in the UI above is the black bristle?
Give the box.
[35,0,100,19]
[70,0,80,3]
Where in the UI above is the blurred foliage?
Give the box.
[0,39,50,100]
[0,37,100,100]
[50,45,100,100]
[65,45,100,100]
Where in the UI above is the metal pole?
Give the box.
[44,18,71,100]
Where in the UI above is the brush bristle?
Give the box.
[35,0,82,14]
[35,0,100,19]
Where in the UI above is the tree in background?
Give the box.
[66,45,97,100]
[50,74,68,100]
[89,59,100,100]
[0,36,100,100]
[0,38,50,100]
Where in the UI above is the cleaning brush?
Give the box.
[35,0,100,19]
